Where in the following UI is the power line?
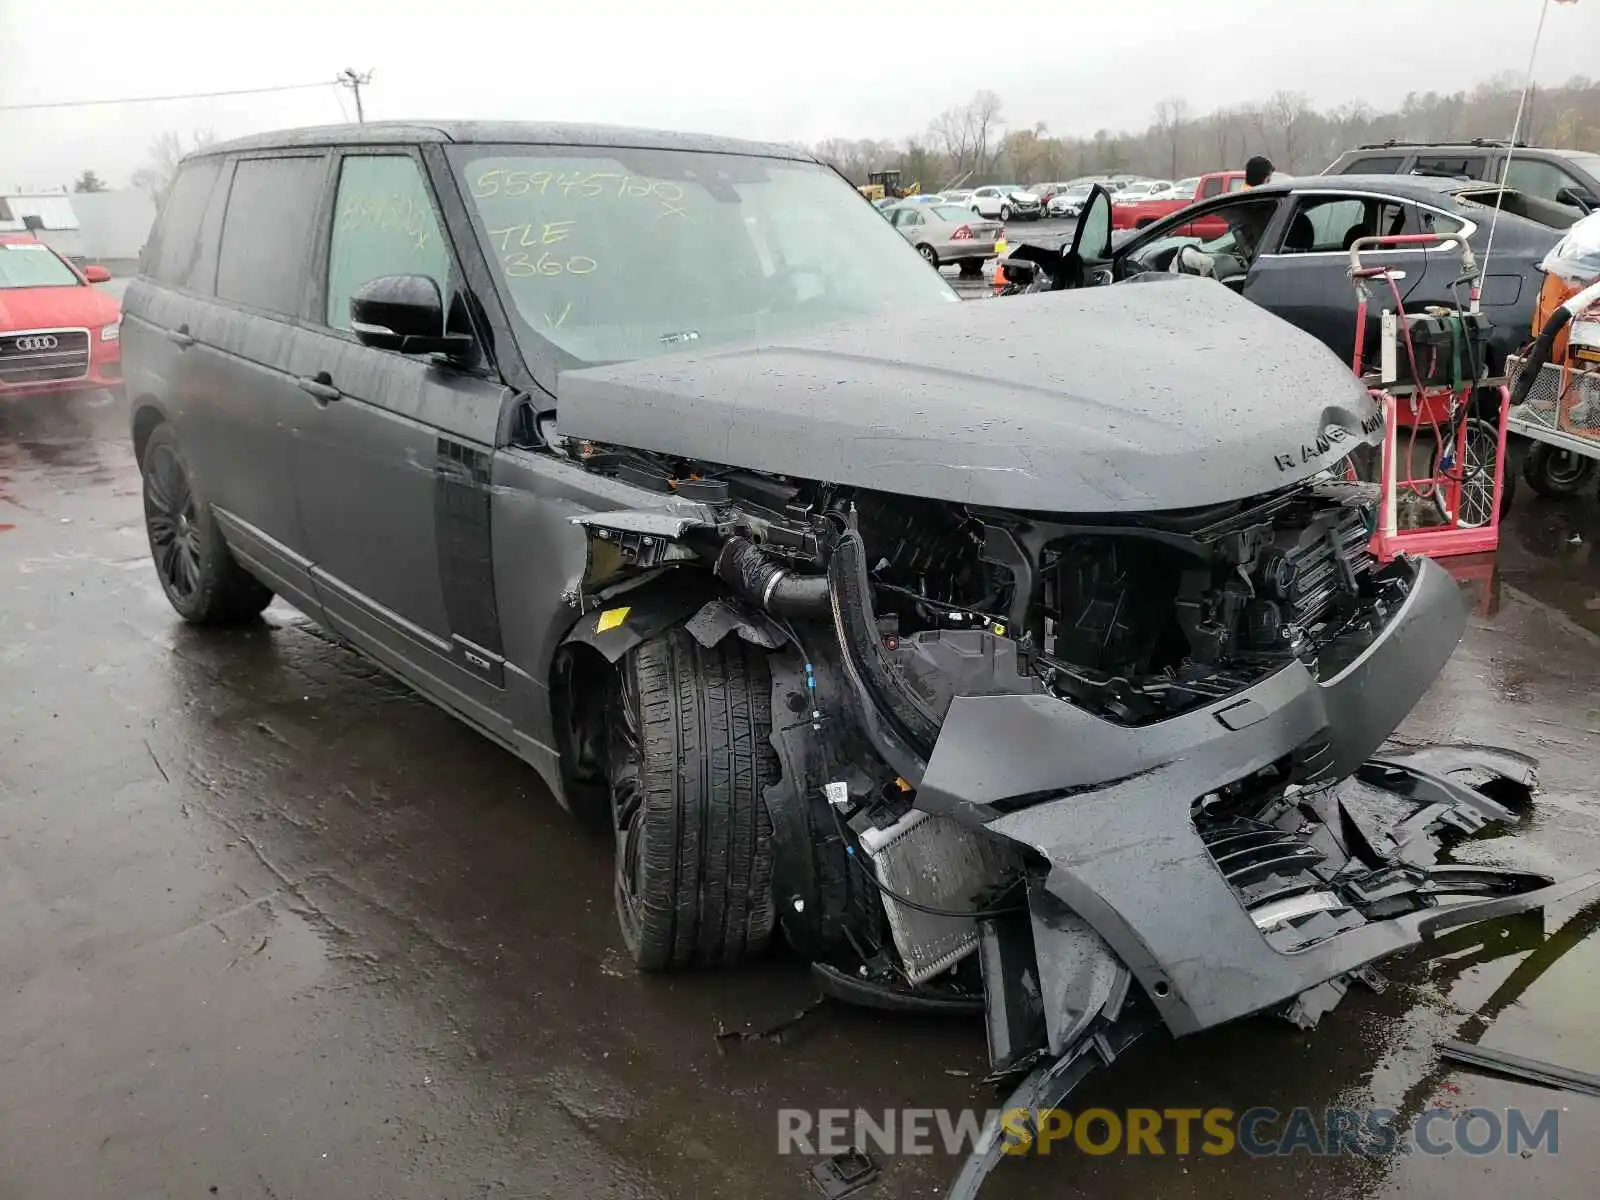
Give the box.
[0,80,336,113]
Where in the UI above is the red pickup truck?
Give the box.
[1111,171,1248,233]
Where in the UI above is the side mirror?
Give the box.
[1556,186,1596,214]
[350,274,472,357]
[82,264,112,284]
[1071,184,1113,263]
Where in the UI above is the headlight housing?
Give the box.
[101,322,120,342]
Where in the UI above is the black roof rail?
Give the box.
[1354,138,1530,151]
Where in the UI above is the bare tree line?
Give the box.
[811,73,1600,188]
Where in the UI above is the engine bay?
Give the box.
[578,443,1394,729]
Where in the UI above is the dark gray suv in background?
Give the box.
[123,122,1595,1194]
[1324,139,1600,214]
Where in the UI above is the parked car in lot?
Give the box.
[1046,182,1095,217]
[883,202,1001,273]
[1113,179,1171,201]
[1324,140,1600,216]
[121,123,1592,1200]
[942,188,975,206]
[969,184,1042,220]
[1030,182,1074,212]
[1105,174,1566,380]
[0,234,122,400]
[1142,178,1197,202]
[1112,170,1246,230]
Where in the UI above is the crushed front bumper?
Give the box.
[849,554,1600,1037]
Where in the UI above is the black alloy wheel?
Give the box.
[144,443,202,604]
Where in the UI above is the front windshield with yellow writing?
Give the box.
[451,147,958,376]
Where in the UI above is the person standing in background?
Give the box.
[1244,155,1276,189]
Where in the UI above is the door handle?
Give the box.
[166,324,195,348]
[296,372,342,404]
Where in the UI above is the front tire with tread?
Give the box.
[607,627,778,970]
[140,424,273,625]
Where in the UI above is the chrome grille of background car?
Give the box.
[0,329,91,386]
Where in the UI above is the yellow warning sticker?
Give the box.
[595,606,630,633]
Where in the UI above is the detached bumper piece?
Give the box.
[944,747,1599,1198]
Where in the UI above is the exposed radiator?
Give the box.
[858,809,1016,984]
[1274,509,1374,634]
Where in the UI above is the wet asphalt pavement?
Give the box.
[3,376,1600,1199]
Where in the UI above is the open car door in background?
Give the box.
[1002,185,1114,290]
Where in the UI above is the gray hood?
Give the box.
[555,277,1382,514]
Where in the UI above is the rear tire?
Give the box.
[916,243,940,268]
[140,424,273,625]
[606,627,778,970]
[1522,442,1597,498]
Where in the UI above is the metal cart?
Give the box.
[1347,233,1512,561]
[1506,355,1600,497]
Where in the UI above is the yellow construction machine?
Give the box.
[857,170,920,202]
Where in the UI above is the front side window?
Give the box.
[452,147,957,378]
[1503,157,1587,206]
[0,241,81,288]
[1127,198,1280,272]
[216,155,325,317]
[326,155,450,331]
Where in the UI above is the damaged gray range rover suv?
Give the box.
[124,123,1598,1194]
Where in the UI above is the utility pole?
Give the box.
[336,68,373,124]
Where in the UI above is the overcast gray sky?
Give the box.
[3,0,1598,190]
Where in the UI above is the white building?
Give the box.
[0,189,157,272]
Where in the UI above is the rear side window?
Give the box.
[216,155,326,317]
[1413,154,1489,180]
[1339,155,1405,174]
[149,159,224,291]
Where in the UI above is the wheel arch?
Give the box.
[547,569,785,824]
[130,395,170,467]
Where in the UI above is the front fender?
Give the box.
[558,570,723,664]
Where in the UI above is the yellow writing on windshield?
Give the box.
[504,251,598,278]
[473,168,684,204]
[487,221,577,252]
